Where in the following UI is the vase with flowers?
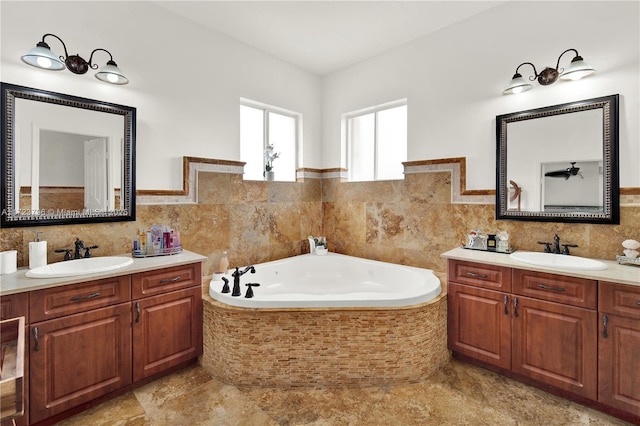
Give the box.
[263,143,280,181]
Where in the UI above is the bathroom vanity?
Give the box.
[442,247,640,423]
[0,250,205,425]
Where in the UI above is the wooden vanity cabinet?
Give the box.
[14,260,203,425]
[598,281,640,416]
[448,259,598,400]
[28,276,132,424]
[447,260,511,369]
[132,263,203,382]
[511,269,597,400]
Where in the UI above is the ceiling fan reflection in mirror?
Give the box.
[545,162,583,179]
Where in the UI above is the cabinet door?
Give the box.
[448,282,511,369]
[598,314,640,416]
[511,296,597,400]
[29,303,132,424]
[132,287,202,382]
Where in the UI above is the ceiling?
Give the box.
[155,1,506,76]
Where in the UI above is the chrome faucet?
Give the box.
[231,266,255,296]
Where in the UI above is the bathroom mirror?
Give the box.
[496,94,619,224]
[1,82,136,228]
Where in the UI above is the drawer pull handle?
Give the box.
[513,297,519,318]
[466,272,488,279]
[536,284,565,292]
[33,327,40,351]
[503,295,509,315]
[159,276,181,284]
[135,302,141,323]
[602,315,608,338]
[70,292,101,302]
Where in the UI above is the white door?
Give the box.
[84,138,109,211]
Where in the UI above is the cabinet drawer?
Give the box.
[599,281,640,320]
[447,259,511,291]
[512,269,596,309]
[132,262,202,299]
[30,276,131,323]
[0,292,29,322]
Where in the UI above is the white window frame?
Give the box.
[240,98,302,182]
[343,99,407,182]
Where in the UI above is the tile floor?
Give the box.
[57,359,633,426]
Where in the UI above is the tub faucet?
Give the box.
[232,266,255,296]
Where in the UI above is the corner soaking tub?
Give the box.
[202,253,449,388]
[208,252,441,308]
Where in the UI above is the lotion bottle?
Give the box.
[29,231,47,269]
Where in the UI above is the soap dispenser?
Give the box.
[29,231,47,269]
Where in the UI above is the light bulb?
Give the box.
[36,56,52,69]
[107,73,118,83]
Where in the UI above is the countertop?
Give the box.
[442,247,640,287]
[0,250,207,295]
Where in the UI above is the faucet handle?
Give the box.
[245,283,260,298]
[221,277,230,293]
[55,248,73,261]
[562,244,578,255]
[537,241,552,253]
[84,245,99,258]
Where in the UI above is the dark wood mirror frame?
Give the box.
[496,94,619,224]
[1,82,136,228]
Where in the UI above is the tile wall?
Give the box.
[1,160,638,278]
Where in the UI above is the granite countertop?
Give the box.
[0,250,207,296]
[442,247,640,287]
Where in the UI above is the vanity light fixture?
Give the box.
[21,33,129,85]
[502,48,595,95]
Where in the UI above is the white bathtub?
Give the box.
[208,252,441,308]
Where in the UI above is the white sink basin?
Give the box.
[509,251,607,271]
[26,256,134,278]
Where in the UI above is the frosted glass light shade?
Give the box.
[21,45,65,70]
[559,57,595,81]
[95,61,129,85]
[503,74,532,95]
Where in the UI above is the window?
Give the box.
[240,99,300,182]
[345,100,407,181]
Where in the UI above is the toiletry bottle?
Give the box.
[139,229,147,254]
[218,251,229,274]
[29,231,47,269]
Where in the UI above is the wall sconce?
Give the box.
[503,48,595,95]
[21,33,129,85]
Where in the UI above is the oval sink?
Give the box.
[509,251,607,271]
[26,256,134,278]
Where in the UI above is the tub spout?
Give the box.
[232,266,256,296]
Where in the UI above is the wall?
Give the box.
[0,1,323,190]
[321,1,639,189]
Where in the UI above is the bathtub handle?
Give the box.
[503,295,509,315]
[466,272,488,279]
